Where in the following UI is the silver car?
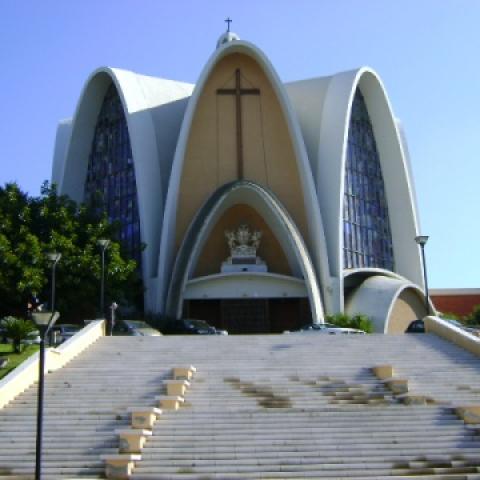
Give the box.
[287,323,366,335]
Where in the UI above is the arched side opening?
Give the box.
[387,288,428,334]
[345,274,434,333]
[165,180,324,330]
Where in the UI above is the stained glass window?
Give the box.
[84,84,142,266]
[343,90,394,271]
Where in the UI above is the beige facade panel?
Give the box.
[175,53,308,253]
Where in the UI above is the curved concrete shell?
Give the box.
[52,68,193,309]
[345,275,434,333]
[165,180,325,323]
[157,40,331,314]
[287,68,424,312]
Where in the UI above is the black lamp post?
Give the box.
[415,235,430,315]
[97,239,110,317]
[33,252,61,480]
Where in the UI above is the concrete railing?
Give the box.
[425,315,480,357]
[0,319,105,409]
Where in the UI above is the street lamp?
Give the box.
[97,239,110,317]
[415,235,430,316]
[46,252,61,314]
[32,251,61,480]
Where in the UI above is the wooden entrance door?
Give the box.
[221,299,269,334]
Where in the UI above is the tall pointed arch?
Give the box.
[157,40,331,313]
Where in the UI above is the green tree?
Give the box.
[0,317,36,353]
[464,305,480,326]
[0,182,143,321]
[0,183,44,315]
[326,312,374,333]
[439,311,461,321]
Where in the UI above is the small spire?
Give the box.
[216,19,239,49]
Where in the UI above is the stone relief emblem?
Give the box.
[225,224,262,258]
[222,224,267,273]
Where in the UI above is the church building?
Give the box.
[51,29,431,333]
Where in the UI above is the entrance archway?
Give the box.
[166,180,325,329]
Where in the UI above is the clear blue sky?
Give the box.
[1,0,478,288]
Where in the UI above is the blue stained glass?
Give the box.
[84,84,142,267]
[343,90,394,271]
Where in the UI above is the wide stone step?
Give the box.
[131,461,480,475]
[132,474,480,480]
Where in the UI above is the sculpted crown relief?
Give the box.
[225,224,262,258]
[222,224,267,273]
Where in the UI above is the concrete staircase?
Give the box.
[0,333,480,478]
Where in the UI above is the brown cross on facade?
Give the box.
[217,69,260,179]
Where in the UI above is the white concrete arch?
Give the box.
[343,268,406,289]
[345,275,435,333]
[52,67,193,309]
[165,181,325,323]
[157,40,332,314]
[314,67,423,310]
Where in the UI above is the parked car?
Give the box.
[113,320,162,337]
[49,324,81,345]
[286,323,366,335]
[405,319,425,333]
[0,325,8,344]
[22,330,41,345]
[162,319,227,335]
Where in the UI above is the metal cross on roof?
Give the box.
[225,17,232,32]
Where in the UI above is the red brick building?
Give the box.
[431,289,480,317]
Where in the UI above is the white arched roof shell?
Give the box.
[284,76,333,186]
[157,40,332,314]
[289,67,424,309]
[53,67,193,309]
